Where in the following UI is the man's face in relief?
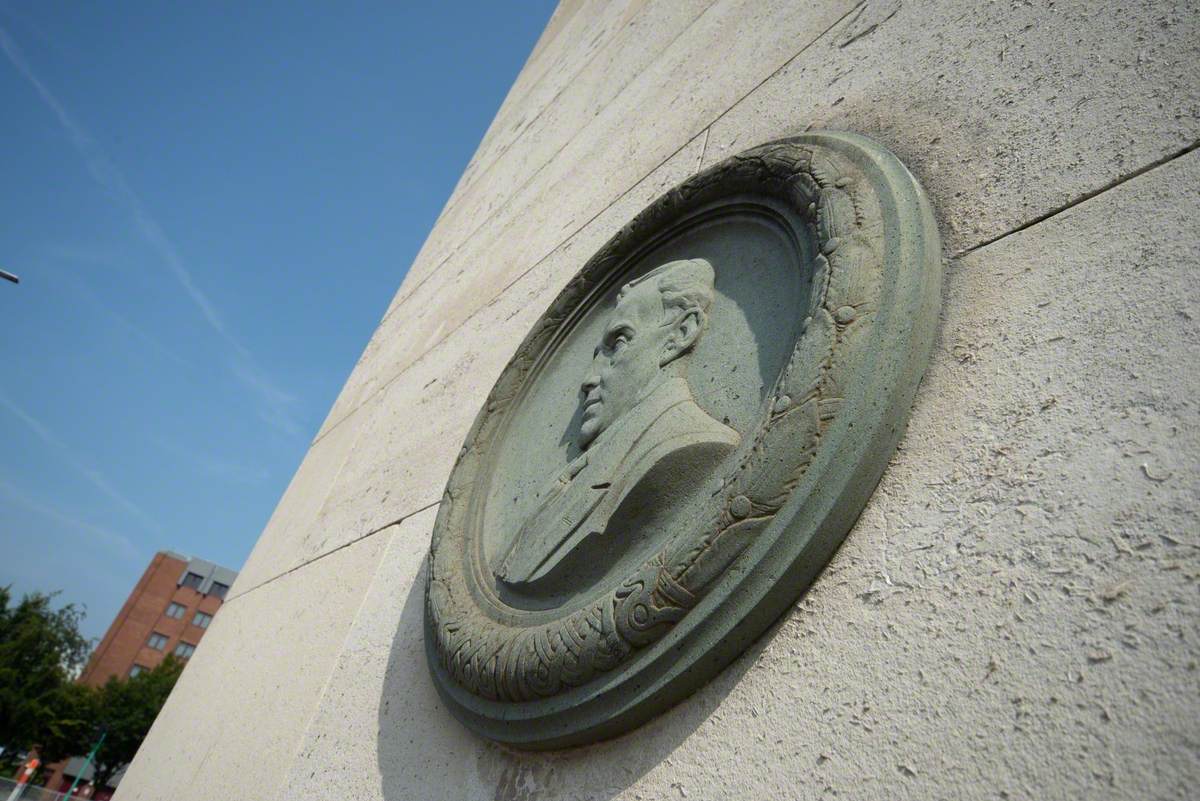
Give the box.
[578,281,673,449]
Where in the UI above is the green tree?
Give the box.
[86,656,184,789]
[0,587,184,788]
[0,586,92,769]
[38,681,100,766]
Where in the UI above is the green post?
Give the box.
[63,731,105,798]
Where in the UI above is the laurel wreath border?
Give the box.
[424,136,890,707]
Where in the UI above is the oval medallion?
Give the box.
[423,132,942,748]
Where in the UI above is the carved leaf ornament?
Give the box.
[423,133,942,747]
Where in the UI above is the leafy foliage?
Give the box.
[0,586,185,787]
[88,656,184,787]
[0,586,92,764]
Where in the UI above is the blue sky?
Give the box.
[0,1,556,640]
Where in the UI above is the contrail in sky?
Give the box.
[0,390,162,535]
[0,475,142,562]
[0,24,303,437]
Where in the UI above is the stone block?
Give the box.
[279,147,1197,801]
[701,0,1200,256]
[231,393,374,596]
[119,4,1200,797]
[113,529,391,801]
[251,136,713,585]
[279,506,481,800]
[316,131,707,439]
[379,0,858,317]
[455,1,657,204]
[379,0,669,324]
[399,0,637,297]
[303,133,711,569]
[448,1,715,235]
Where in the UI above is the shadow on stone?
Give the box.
[376,554,783,801]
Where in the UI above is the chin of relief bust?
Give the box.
[421,132,942,749]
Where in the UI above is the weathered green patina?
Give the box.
[423,132,942,748]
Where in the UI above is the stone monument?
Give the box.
[424,133,942,747]
[112,4,1199,798]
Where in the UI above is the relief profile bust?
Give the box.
[423,133,943,749]
[494,258,739,588]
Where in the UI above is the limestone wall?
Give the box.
[116,2,1200,799]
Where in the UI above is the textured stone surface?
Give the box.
[230,395,375,595]
[273,137,711,577]
[271,151,1199,801]
[250,133,706,589]
[386,0,855,308]
[317,0,860,438]
[453,1,701,209]
[387,0,638,308]
[278,507,477,799]
[442,1,716,241]
[320,0,1200,448]
[702,0,1200,256]
[315,134,707,442]
[115,529,391,800]
[118,2,1200,798]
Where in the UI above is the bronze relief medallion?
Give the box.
[422,132,942,748]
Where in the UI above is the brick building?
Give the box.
[42,551,238,797]
[78,551,237,685]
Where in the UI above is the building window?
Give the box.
[147,632,169,650]
[180,572,203,590]
[192,611,213,629]
[129,664,148,678]
[209,582,229,599]
[173,642,196,659]
[165,602,187,619]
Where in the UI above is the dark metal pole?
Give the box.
[0,269,18,284]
